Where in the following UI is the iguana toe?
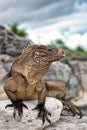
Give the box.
[33,104,51,124]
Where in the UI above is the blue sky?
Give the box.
[0,0,87,50]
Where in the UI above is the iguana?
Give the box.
[4,44,83,124]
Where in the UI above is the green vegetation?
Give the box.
[8,23,87,57]
[50,39,87,57]
[9,23,28,38]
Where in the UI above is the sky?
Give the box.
[0,0,87,50]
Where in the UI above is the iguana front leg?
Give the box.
[45,81,83,118]
[4,74,28,119]
[33,81,51,124]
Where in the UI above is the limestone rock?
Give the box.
[0,97,63,130]
[45,116,87,130]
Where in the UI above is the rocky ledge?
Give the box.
[0,97,63,130]
[0,98,87,130]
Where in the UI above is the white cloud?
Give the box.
[66,33,87,49]
[29,29,62,44]
[28,26,87,50]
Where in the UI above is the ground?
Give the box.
[45,116,87,130]
[0,98,87,130]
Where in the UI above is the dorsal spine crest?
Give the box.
[22,43,33,54]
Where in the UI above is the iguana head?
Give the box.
[23,45,65,65]
[12,44,65,81]
[34,45,65,63]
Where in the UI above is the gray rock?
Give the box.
[67,58,87,90]
[0,64,8,82]
[43,61,81,98]
[66,74,81,98]
[43,61,71,83]
[0,26,33,56]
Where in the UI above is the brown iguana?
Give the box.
[4,44,83,124]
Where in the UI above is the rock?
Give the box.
[43,61,71,82]
[0,54,13,63]
[43,61,81,98]
[45,116,87,130]
[0,60,12,84]
[66,57,87,91]
[0,98,87,130]
[0,26,33,56]
[0,97,63,130]
[66,74,81,98]
[0,64,8,82]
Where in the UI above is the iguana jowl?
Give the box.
[4,45,83,124]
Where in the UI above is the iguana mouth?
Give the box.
[50,49,65,62]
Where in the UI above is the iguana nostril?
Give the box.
[58,49,65,56]
[61,50,65,56]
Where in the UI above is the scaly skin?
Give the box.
[4,45,83,124]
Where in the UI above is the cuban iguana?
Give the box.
[4,44,83,124]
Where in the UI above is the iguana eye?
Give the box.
[47,48,52,51]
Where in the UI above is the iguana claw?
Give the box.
[5,100,28,119]
[61,100,83,119]
[33,104,51,124]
